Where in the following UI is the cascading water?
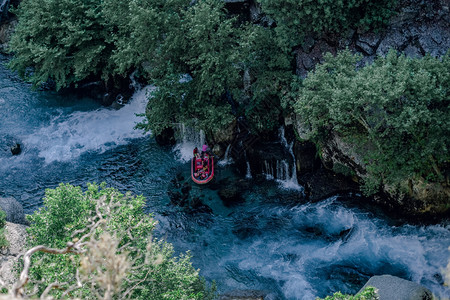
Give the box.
[261,127,302,190]
[0,54,449,299]
[23,87,153,163]
[218,144,233,166]
[173,123,205,162]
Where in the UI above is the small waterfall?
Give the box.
[173,123,205,162]
[261,127,302,190]
[129,70,142,90]
[218,144,233,166]
[263,160,274,180]
[246,161,252,179]
[278,127,301,190]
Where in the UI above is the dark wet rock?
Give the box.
[218,185,244,207]
[356,32,382,55]
[181,181,191,195]
[300,167,359,202]
[0,197,27,225]
[403,44,422,58]
[1,136,22,157]
[219,289,276,300]
[246,140,293,178]
[10,143,20,155]
[301,35,316,53]
[168,190,184,206]
[359,275,433,300]
[155,127,176,146]
[294,0,450,79]
[338,227,355,243]
[302,225,354,243]
[187,196,213,214]
[418,23,450,57]
[293,140,320,177]
[376,28,409,56]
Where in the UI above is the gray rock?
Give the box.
[356,32,382,56]
[0,197,27,225]
[403,44,422,58]
[359,275,433,300]
[376,29,409,56]
[418,24,450,57]
[0,222,28,288]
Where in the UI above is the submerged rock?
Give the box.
[218,185,245,207]
[359,275,433,300]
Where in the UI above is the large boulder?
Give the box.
[0,197,27,225]
[359,275,433,300]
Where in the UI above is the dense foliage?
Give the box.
[0,208,7,248]
[317,286,378,300]
[8,0,113,90]
[257,0,397,47]
[294,50,450,194]
[8,0,397,136]
[24,183,213,299]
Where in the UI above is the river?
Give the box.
[0,54,449,299]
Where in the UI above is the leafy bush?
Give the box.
[0,209,7,248]
[0,228,8,248]
[8,0,114,90]
[0,208,6,228]
[295,49,450,194]
[317,286,378,300]
[257,0,397,47]
[24,183,214,299]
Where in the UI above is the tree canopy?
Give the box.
[294,50,450,193]
[23,183,213,299]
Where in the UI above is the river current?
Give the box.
[0,54,449,299]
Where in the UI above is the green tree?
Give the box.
[24,183,213,299]
[137,0,241,135]
[295,49,450,194]
[8,0,114,90]
[257,0,397,47]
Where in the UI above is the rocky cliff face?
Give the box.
[295,0,450,77]
[291,0,450,218]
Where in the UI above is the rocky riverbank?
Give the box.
[0,221,27,287]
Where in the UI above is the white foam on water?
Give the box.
[218,144,233,166]
[24,86,154,163]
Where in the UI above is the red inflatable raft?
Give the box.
[191,153,214,184]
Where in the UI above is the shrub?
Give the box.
[257,0,397,47]
[22,183,214,299]
[0,209,7,249]
[317,286,378,300]
[0,208,6,228]
[295,49,450,194]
